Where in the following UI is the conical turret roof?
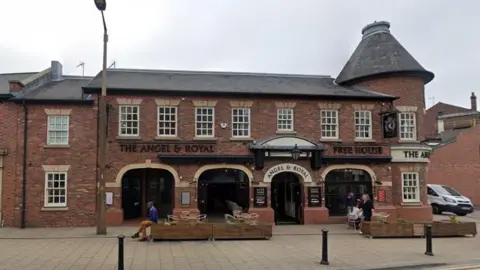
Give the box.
[336,21,434,85]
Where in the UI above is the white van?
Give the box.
[427,184,474,216]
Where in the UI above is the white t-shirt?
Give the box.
[350,207,363,218]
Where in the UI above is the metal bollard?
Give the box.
[424,225,434,256]
[320,228,329,265]
[118,234,125,270]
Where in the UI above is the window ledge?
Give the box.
[44,144,70,149]
[193,137,217,141]
[400,202,422,206]
[354,139,376,143]
[276,130,296,135]
[154,136,180,141]
[230,137,255,142]
[41,207,68,212]
[116,136,142,140]
[319,138,342,142]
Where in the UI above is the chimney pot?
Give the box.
[361,21,391,39]
[471,92,477,111]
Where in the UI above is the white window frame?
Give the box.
[118,105,140,137]
[231,108,251,138]
[47,115,69,145]
[354,110,372,140]
[399,112,417,141]
[320,110,339,139]
[277,108,294,132]
[401,172,420,203]
[195,107,215,137]
[157,106,177,137]
[44,172,68,207]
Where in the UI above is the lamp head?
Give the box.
[94,0,106,11]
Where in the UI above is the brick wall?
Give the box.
[428,125,480,205]
[0,102,21,227]
[1,102,98,227]
[355,76,426,140]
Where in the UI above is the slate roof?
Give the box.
[83,69,396,100]
[13,76,93,100]
[336,21,434,85]
[0,72,37,94]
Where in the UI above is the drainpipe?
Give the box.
[21,100,28,229]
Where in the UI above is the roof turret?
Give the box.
[336,21,434,85]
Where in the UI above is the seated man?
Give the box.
[132,201,158,241]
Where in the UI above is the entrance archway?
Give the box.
[271,172,302,225]
[324,166,373,216]
[121,168,175,221]
[196,168,250,219]
[264,163,312,225]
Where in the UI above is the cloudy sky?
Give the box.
[0,0,477,108]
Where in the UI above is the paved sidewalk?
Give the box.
[0,233,478,270]
[0,224,358,239]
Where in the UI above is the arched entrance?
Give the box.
[264,163,312,225]
[121,168,175,221]
[196,167,251,219]
[324,167,373,216]
[271,172,302,225]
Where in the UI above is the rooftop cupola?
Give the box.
[335,21,434,85]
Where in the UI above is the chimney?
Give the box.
[471,92,477,111]
[361,21,391,39]
[51,60,63,81]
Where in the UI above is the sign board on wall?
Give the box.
[253,187,268,208]
[391,146,432,163]
[324,145,390,158]
[263,163,313,183]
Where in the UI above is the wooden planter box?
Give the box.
[431,222,477,237]
[212,223,272,240]
[361,222,414,238]
[151,223,213,240]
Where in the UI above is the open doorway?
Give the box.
[271,172,303,225]
[197,169,250,219]
[324,168,372,216]
[121,168,174,221]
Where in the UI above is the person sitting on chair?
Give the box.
[132,201,158,241]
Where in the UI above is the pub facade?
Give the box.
[0,21,435,227]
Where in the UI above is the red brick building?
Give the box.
[426,93,480,205]
[1,21,436,227]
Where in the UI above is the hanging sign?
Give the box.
[382,112,398,139]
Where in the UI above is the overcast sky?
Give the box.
[0,0,477,108]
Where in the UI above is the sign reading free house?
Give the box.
[391,145,432,163]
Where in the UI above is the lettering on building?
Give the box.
[403,150,430,159]
[332,146,384,155]
[119,144,215,153]
[264,163,312,182]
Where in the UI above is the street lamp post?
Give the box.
[94,0,108,235]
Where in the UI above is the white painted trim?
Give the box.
[231,108,251,138]
[156,105,178,137]
[193,164,253,182]
[44,171,68,208]
[276,108,295,132]
[398,111,417,141]
[47,115,70,145]
[263,163,312,183]
[195,107,215,138]
[118,104,140,137]
[320,109,339,139]
[391,145,432,163]
[111,163,181,188]
[401,172,420,203]
[354,110,372,140]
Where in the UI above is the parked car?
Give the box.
[427,184,474,216]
